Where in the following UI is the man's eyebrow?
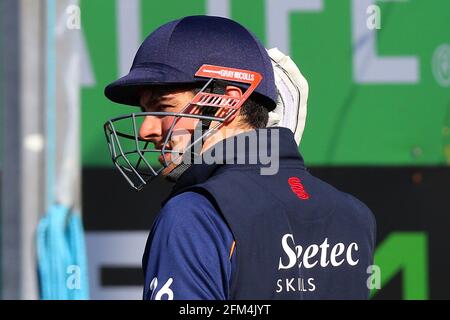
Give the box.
[159,95,177,103]
[141,94,161,110]
[159,95,182,108]
[141,95,177,112]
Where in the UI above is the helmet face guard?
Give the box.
[104,64,262,190]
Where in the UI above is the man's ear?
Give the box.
[225,85,243,98]
[222,86,243,125]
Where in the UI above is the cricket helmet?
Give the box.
[104,15,276,190]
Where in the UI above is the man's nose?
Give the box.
[139,115,162,141]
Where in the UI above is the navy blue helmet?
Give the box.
[104,15,277,190]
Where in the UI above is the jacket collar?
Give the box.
[166,127,305,200]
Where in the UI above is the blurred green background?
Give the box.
[80,0,450,167]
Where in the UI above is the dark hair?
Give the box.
[238,97,269,129]
[204,81,269,129]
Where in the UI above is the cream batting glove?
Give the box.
[267,48,309,146]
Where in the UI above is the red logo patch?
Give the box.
[288,177,310,200]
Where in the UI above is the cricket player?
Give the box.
[103,15,376,300]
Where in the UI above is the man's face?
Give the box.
[139,89,198,168]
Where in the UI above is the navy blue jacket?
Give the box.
[143,127,376,300]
